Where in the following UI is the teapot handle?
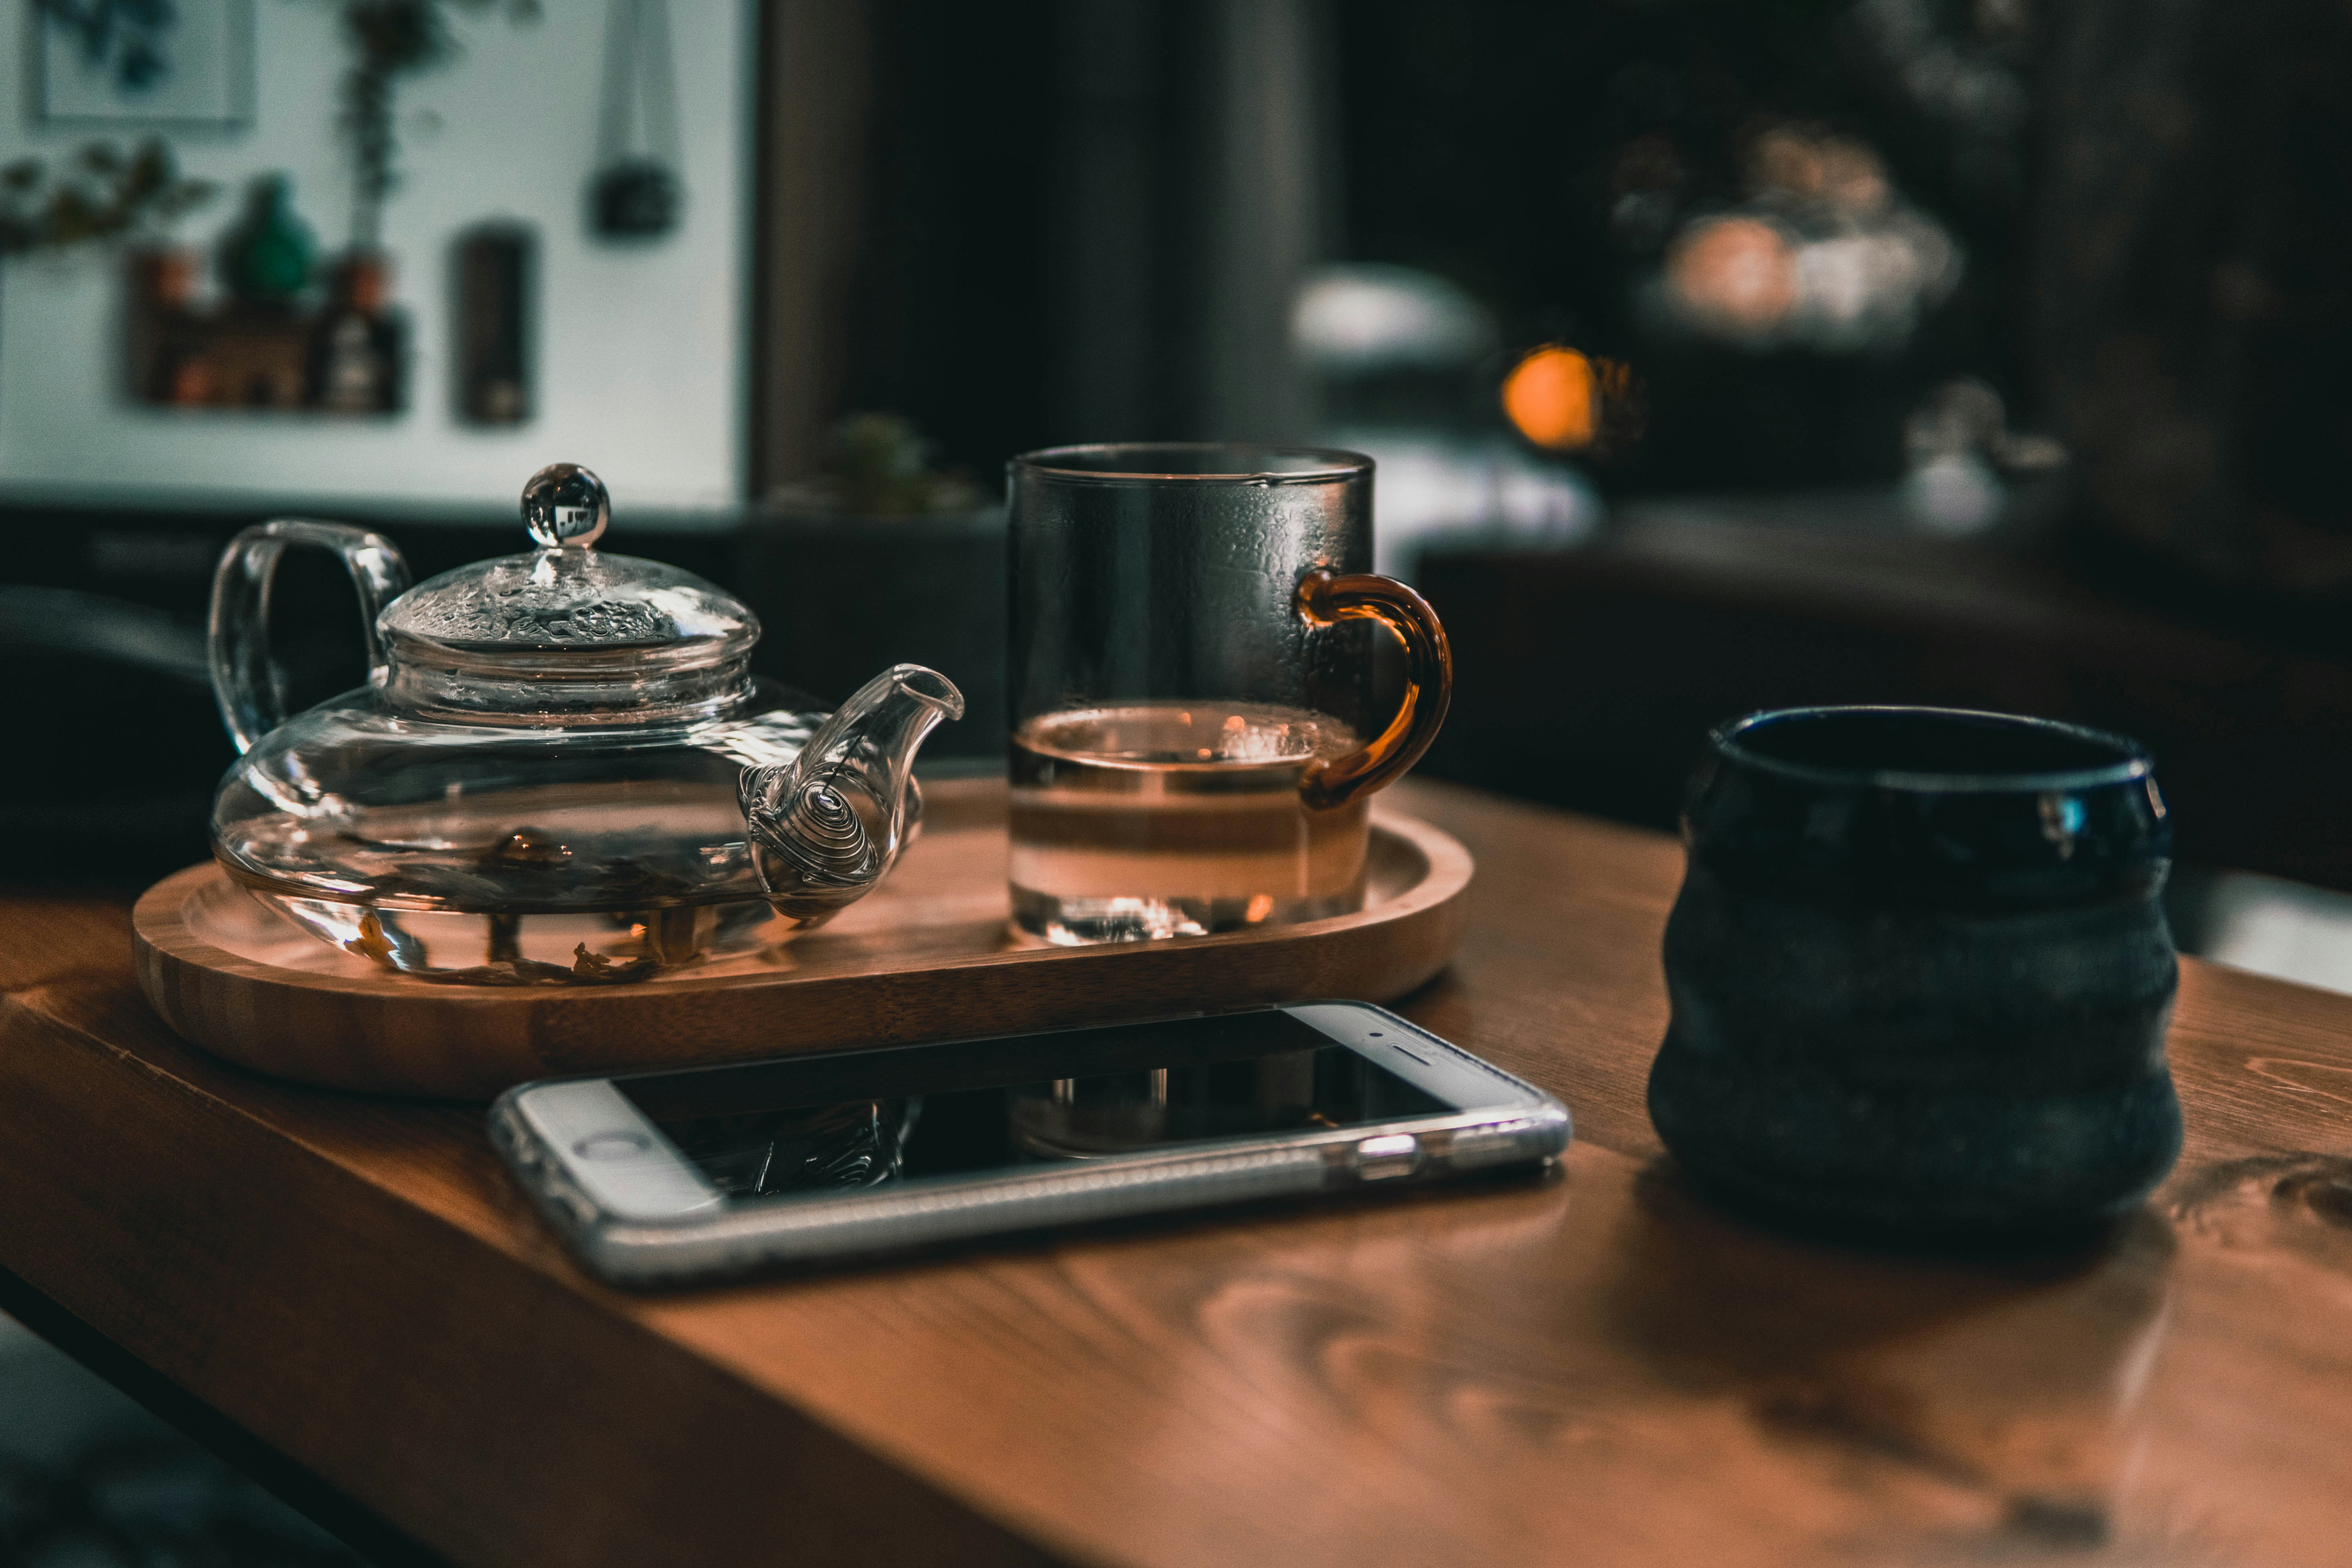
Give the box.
[1293,569,1454,812]
[209,520,411,754]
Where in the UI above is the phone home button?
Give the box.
[1352,1133,1420,1181]
[573,1131,654,1162]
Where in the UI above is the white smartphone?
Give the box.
[489,1002,1571,1286]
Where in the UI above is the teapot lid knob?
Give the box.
[522,462,610,549]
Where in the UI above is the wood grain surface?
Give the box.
[129,780,1471,1097]
[4,779,2351,1567]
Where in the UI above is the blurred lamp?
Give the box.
[1501,346,1598,451]
[1292,263,1497,373]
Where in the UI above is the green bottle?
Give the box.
[221,174,316,304]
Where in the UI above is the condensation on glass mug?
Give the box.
[1007,444,1452,945]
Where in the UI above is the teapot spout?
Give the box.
[739,664,965,926]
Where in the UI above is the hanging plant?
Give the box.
[0,138,215,257]
[329,0,539,250]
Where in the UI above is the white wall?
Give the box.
[0,0,752,511]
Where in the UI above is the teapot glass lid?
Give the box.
[378,464,758,670]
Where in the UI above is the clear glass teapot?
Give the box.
[208,464,964,984]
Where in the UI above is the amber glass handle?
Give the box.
[209,520,411,755]
[1293,568,1454,812]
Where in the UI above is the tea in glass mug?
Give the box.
[1006,445,1451,945]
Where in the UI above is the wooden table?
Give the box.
[2,780,2349,1567]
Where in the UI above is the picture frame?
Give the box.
[31,0,255,132]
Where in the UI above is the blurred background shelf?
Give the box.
[1420,503,2352,895]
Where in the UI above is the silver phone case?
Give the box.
[489,1005,1571,1287]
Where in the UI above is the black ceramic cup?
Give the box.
[1647,706,2182,1243]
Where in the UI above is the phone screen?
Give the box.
[614,1010,1454,1201]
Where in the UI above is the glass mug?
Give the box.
[1007,444,1452,944]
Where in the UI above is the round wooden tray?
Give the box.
[132,780,1474,1098]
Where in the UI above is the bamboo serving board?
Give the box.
[131,779,1474,1099]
